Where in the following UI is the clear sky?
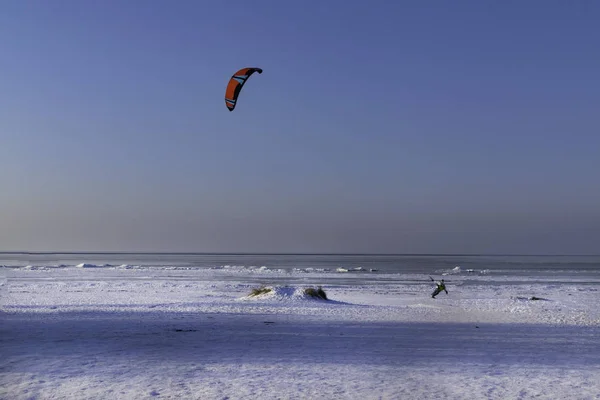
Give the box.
[1,1,599,254]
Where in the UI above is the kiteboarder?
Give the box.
[429,277,448,299]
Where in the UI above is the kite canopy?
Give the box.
[225,67,263,111]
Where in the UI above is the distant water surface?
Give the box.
[1,253,599,278]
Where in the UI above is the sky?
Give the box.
[1,1,599,254]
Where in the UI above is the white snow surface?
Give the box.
[1,266,599,400]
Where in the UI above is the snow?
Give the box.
[1,265,599,399]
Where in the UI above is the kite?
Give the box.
[225,67,263,111]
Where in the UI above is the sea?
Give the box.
[1,252,599,284]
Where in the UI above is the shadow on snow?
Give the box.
[1,308,599,375]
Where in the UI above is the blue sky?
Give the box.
[1,1,599,253]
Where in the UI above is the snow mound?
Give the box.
[116,264,141,269]
[75,263,115,269]
[442,266,462,275]
[241,286,329,302]
[76,263,102,268]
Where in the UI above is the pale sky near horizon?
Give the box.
[1,1,599,254]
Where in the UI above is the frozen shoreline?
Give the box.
[1,267,600,399]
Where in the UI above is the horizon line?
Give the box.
[1,251,599,257]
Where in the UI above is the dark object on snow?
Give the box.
[304,286,328,300]
[317,286,328,300]
[530,296,550,301]
[249,287,272,297]
[515,296,550,301]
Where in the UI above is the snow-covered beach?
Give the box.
[1,255,599,399]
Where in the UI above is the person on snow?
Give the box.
[429,277,448,299]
